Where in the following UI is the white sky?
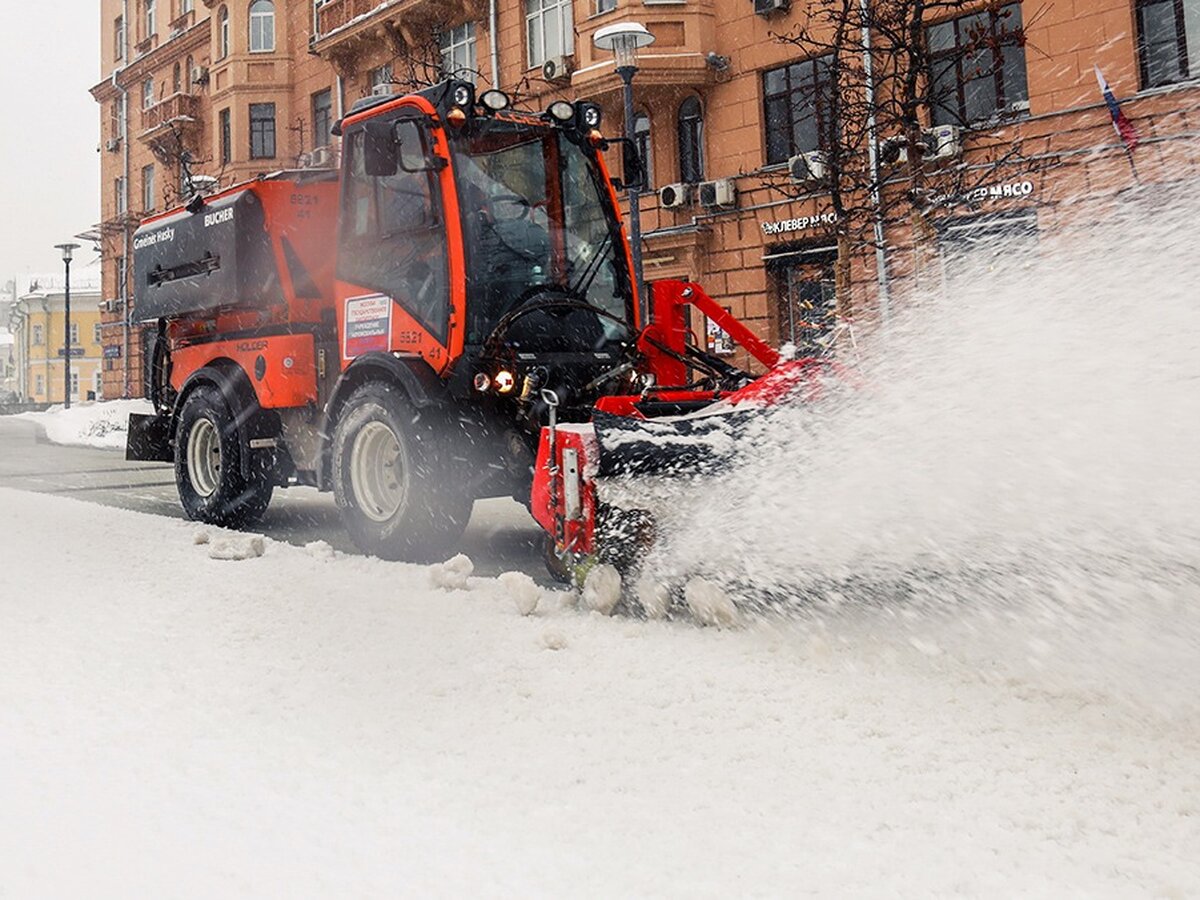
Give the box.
[0,7,100,291]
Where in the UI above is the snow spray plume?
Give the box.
[647,186,1200,720]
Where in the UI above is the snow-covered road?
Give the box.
[1,487,1198,897]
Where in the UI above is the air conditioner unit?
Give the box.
[372,83,396,97]
[105,138,122,153]
[541,55,575,84]
[698,177,737,209]
[190,65,209,86]
[658,183,692,210]
[310,146,335,168]
[925,124,962,159]
[753,0,790,16]
[788,150,827,183]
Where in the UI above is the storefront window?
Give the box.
[769,248,837,353]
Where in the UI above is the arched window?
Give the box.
[249,0,276,53]
[185,54,194,86]
[218,5,230,59]
[634,112,653,190]
[143,76,155,109]
[677,96,704,184]
[172,62,181,94]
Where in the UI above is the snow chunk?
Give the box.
[305,540,336,561]
[207,534,265,561]
[192,530,210,545]
[429,553,474,590]
[685,578,740,628]
[634,572,671,619]
[498,571,541,616]
[541,629,568,650]
[581,564,622,616]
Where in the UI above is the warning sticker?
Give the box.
[344,293,392,359]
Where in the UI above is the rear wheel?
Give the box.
[174,384,273,527]
[331,381,473,561]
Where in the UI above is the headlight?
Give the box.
[494,370,516,394]
[547,100,575,123]
[479,90,511,112]
[578,103,602,130]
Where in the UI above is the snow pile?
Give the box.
[18,398,152,449]
[1,488,1199,895]
[498,570,541,616]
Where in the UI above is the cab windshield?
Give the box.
[452,118,633,345]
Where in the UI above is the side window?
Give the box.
[339,124,451,344]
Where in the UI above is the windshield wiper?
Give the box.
[569,230,613,299]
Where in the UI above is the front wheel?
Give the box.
[331,382,473,561]
[174,384,273,527]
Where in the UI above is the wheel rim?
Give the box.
[350,420,404,522]
[187,417,221,498]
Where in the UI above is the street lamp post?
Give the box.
[593,22,655,324]
[55,243,80,409]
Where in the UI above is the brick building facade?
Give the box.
[92,0,1200,396]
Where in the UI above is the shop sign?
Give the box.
[761,212,837,236]
[942,179,1036,207]
[57,347,85,358]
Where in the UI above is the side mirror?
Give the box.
[363,118,398,177]
[394,119,440,173]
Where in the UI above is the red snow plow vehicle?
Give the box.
[126,79,834,576]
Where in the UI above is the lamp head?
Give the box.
[592,22,655,71]
[55,242,80,263]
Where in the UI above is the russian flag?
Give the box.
[1095,66,1140,150]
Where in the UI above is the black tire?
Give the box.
[331,381,473,562]
[174,384,273,527]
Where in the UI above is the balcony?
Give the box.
[572,0,717,94]
[140,92,202,137]
[312,0,483,59]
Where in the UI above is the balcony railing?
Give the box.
[316,0,393,37]
[140,92,201,135]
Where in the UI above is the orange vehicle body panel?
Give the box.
[170,333,319,409]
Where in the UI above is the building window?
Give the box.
[677,96,705,183]
[763,56,835,165]
[146,0,156,39]
[772,251,837,353]
[634,112,653,189]
[370,64,394,92]
[35,374,44,396]
[115,177,127,215]
[249,0,276,53]
[94,370,104,400]
[220,108,232,164]
[182,0,194,13]
[250,102,276,158]
[312,90,332,148]
[111,98,127,141]
[597,0,616,13]
[440,23,478,81]
[70,371,80,399]
[116,256,127,296]
[142,164,156,211]
[143,76,155,109]
[928,3,1029,126]
[173,62,182,93]
[32,325,43,346]
[218,5,230,59]
[115,16,126,60]
[70,323,80,345]
[526,0,574,68]
[94,323,102,344]
[1137,0,1200,87]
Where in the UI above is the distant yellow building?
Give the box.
[8,286,104,404]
